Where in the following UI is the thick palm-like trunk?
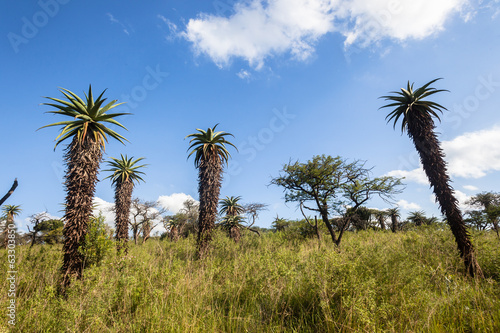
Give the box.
[60,137,102,290]
[379,217,386,230]
[408,112,483,278]
[229,226,241,243]
[197,155,222,258]
[114,179,133,254]
[390,215,398,233]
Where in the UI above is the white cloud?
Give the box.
[183,0,337,69]
[386,167,429,185]
[396,199,421,210]
[442,125,500,178]
[93,197,116,228]
[338,0,467,46]
[237,69,251,79]
[157,193,198,214]
[182,0,469,68]
[454,190,472,210]
[463,185,479,191]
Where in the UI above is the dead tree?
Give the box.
[0,179,18,206]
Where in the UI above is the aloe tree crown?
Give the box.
[219,215,246,230]
[186,124,237,167]
[1,205,22,218]
[219,196,244,216]
[380,78,448,133]
[103,155,147,186]
[39,85,129,150]
[386,207,400,218]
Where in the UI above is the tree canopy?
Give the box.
[271,155,404,245]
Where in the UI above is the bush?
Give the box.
[79,213,114,267]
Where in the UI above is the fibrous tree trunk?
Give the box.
[114,179,133,254]
[229,226,241,243]
[408,111,483,278]
[390,215,398,233]
[197,155,222,258]
[60,137,102,291]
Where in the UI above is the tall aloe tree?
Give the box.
[1,205,21,248]
[103,155,146,254]
[186,125,236,258]
[219,215,246,243]
[40,86,128,290]
[219,196,245,242]
[387,208,400,233]
[380,78,483,278]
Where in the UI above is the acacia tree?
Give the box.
[381,78,483,278]
[128,198,163,244]
[466,192,500,239]
[103,155,146,254]
[271,155,403,245]
[186,125,236,258]
[164,199,199,241]
[40,86,128,290]
[26,212,49,248]
[243,202,268,236]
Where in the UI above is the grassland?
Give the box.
[1,227,499,332]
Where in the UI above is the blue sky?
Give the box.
[1,0,499,233]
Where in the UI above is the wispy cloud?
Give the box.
[237,69,251,80]
[107,13,132,35]
[463,185,479,191]
[181,0,470,69]
[158,15,180,41]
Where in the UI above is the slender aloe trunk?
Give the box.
[60,137,102,290]
[115,179,133,254]
[408,112,483,278]
[197,156,223,258]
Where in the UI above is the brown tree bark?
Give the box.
[197,155,222,258]
[408,111,483,278]
[60,137,102,292]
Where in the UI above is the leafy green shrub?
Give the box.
[79,213,113,267]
